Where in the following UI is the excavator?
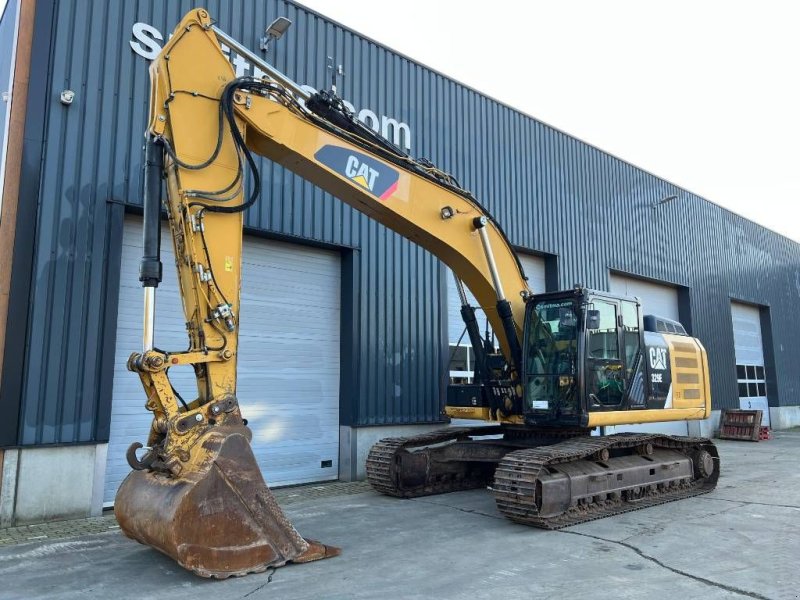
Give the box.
[116,8,720,578]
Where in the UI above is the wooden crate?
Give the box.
[718,409,763,441]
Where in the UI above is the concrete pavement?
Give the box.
[0,432,798,600]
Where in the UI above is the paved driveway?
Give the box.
[1,433,797,600]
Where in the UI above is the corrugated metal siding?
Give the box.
[8,0,800,444]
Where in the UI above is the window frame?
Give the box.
[736,363,767,398]
[448,343,473,383]
[586,299,621,361]
[620,300,641,378]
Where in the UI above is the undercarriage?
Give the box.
[366,426,719,529]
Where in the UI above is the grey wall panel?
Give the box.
[8,0,800,444]
[0,0,58,446]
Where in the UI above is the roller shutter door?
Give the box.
[609,274,680,322]
[731,302,769,425]
[103,217,341,504]
[607,273,686,435]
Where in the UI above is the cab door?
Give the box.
[585,299,625,408]
[620,299,647,408]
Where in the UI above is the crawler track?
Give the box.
[493,433,719,528]
[367,428,719,529]
[366,427,504,497]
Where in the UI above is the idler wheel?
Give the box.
[694,449,715,479]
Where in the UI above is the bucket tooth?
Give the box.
[293,539,342,563]
[114,428,339,578]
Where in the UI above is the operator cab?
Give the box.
[522,287,694,427]
[447,286,692,427]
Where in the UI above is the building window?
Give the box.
[449,344,474,383]
[448,343,499,383]
[736,363,766,398]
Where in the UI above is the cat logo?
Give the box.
[345,155,379,191]
[314,145,400,200]
[649,347,668,370]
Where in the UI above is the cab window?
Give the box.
[586,300,623,407]
[587,301,618,359]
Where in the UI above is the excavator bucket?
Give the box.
[115,428,340,578]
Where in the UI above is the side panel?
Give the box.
[665,334,710,412]
[643,331,672,408]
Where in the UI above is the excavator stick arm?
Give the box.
[116,10,343,578]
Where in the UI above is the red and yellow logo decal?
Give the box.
[314,145,399,200]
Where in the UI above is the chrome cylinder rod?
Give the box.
[473,217,522,373]
[452,273,469,307]
[211,26,311,101]
[474,217,505,301]
[143,287,156,352]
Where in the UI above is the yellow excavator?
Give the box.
[116,9,719,578]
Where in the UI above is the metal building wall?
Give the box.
[2,0,799,446]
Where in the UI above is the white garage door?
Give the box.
[607,273,686,435]
[446,253,545,382]
[609,273,679,321]
[731,302,769,425]
[104,217,341,504]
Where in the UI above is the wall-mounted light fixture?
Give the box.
[652,194,678,209]
[60,90,75,106]
[260,17,292,53]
